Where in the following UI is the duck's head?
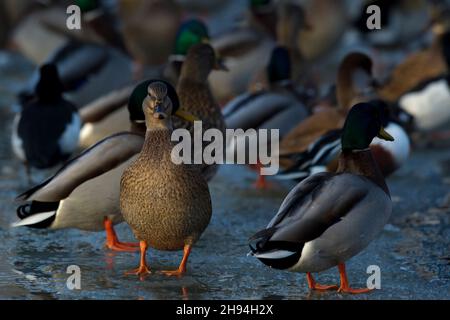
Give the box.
[128,79,196,131]
[337,52,375,112]
[342,101,394,152]
[180,43,228,82]
[248,0,277,37]
[267,46,291,86]
[170,19,210,62]
[35,64,64,102]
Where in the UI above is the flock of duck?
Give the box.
[3,0,450,295]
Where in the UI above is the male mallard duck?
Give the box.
[118,0,182,72]
[12,64,81,180]
[78,19,211,149]
[249,101,394,294]
[13,79,196,251]
[396,31,450,134]
[279,52,376,160]
[175,43,228,181]
[120,81,212,277]
[277,100,411,180]
[163,19,210,86]
[208,0,277,103]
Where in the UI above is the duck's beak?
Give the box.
[175,109,199,123]
[153,104,167,120]
[214,57,229,72]
[378,127,395,141]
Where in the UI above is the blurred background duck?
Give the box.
[118,0,182,78]
[208,0,278,103]
[120,81,212,278]
[276,100,411,180]
[78,20,212,149]
[174,43,227,181]
[11,64,81,182]
[397,31,450,141]
[278,52,376,161]
[249,101,394,294]
[10,0,126,65]
[223,46,309,136]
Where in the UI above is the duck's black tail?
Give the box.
[13,201,59,229]
[248,228,303,270]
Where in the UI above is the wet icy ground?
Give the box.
[0,51,449,300]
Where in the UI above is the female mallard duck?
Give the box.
[12,64,81,180]
[249,101,394,294]
[175,43,227,181]
[276,100,411,180]
[278,52,376,161]
[13,80,196,252]
[120,81,212,277]
[118,0,182,73]
[78,19,211,149]
[396,31,450,134]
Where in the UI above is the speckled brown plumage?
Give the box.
[120,128,212,251]
[174,43,226,181]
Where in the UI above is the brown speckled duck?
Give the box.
[120,81,212,277]
[175,43,227,181]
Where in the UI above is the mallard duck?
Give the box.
[120,81,212,277]
[208,0,278,103]
[276,100,411,180]
[78,19,211,149]
[10,2,122,65]
[223,46,309,136]
[18,41,110,104]
[163,19,210,86]
[396,31,450,133]
[13,132,144,251]
[11,64,81,180]
[249,101,394,294]
[175,43,227,181]
[378,13,450,103]
[118,0,182,70]
[279,52,376,160]
[354,0,430,49]
[13,79,196,251]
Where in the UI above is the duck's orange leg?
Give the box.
[104,217,139,252]
[251,162,272,189]
[337,263,373,294]
[160,245,192,277]
[125,241,151,278]
[306,273,339,291]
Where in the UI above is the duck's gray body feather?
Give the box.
[15,132,144,231]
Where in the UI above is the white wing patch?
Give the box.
[11,211,56,228]
[59,113,81,154]
[399,79,450,131]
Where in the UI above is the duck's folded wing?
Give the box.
[251,173,368,246]
[79,85,134,123]
[16,132,144,202]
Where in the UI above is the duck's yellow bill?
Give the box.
[378,127,395,141]
[175,109,199,123]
